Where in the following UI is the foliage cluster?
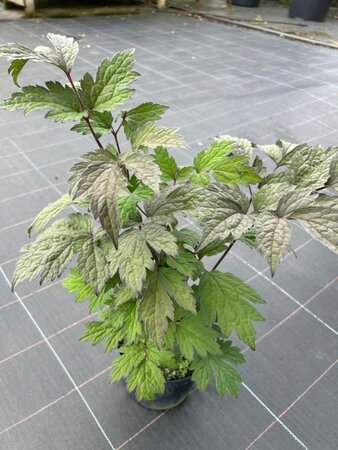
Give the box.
[1,34,337,400]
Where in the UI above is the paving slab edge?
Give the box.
[168,7,338,50]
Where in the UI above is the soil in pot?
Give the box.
[289,0,331,22]
[130,375,195,410]
[231,0,260,7]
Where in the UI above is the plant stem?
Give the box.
[137,204,148,218]
[65,71,103,149]
[212,241,236,271]
[111,127,121,154]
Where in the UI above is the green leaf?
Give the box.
[191,353,242,397]
[255,212,291,275]
[172,228,201,248]
[258,140,300,166]
[190,172,210,186]
[12,214,91,289]
[126,357,165,401]
[123,102,168,138]
[199,184,252,248]
[118,196,139,225]
[76,231,113,295]
[197,271,264,349]
[145,184,205,218]
[176,314,220,360]
[91,164,128,248]
[291,197,338,253]
[154,147,178,182]
[216,135,253,157]
[211,156,261,185]
[197,239,229,258]
[326,156,338,190]
[110,230,154,295]
[194,140,234,172]
[1,82,83,122]
[166,249,203,278]
[286,146,331,189]
[177,166,194,181]
[143,223,178,257]
[276,188,315,217]
[252,182,295,212]
[138,271,174,345]
[120,151,161,192]
[71,111,113,138]
[62,267,112,312]
[28,194,72,235]
[83,49,138,112]
[8,59,28,87]
[131,123,187,150]
[110,342,166,400]
[159,267,196,312]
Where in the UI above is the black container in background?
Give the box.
[289,0,331,22]
[130,376,195,410]
[232,0,260,6]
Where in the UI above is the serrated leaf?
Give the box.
[177,166,194,181]
[114,285,135,306]
[28,194,72,235]
[131,123,187,150]
[216,134,253,157]
[172,228,201,248]
[252,182,295,212]
[159,267,196,312]
[211,156,261,185]
[76,230,113,294]
[197,239,229,258]
[166,249,202,278]
[118,196,140,225]
[176,315,220,360]
[46,33,79,72]
[276,188,315,217]
[91,164,128,248]
[190,171,210,186]
[326,156,338,190]
[12,214,91,289]
[194,140,234,172]
[62,267,112,312]
[291,198,338,253]
[0,33,79,73]
[1,82,83,122]
[110,342,167,400]
[255,212,291,275]
[83,49,138,112]
[154,146,178,182]
[258,140,300,166]
[143,223,178,257]
[8,59,28,87]
[138,271,174,345]
[123,102,168,138]
[120,151,161,192]
[197,271,264,349]
[145,184,204,218]
[110,230,154,295]
[199,184,252,248]
[126,357,165,401]
[286,146,331,189]
[71,111,113,138]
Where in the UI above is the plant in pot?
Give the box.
[1,34,338,410]
[289,0,332,22]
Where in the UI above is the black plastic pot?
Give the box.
[289,0,331,22]
[130,376,195,410]
[231,0,260,7]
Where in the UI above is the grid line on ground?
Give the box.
[0,266,115,449]
[244,360,338,449]
[233,252,338,336]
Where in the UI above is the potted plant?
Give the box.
[289,0,332,22]
[1,34,337,410]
